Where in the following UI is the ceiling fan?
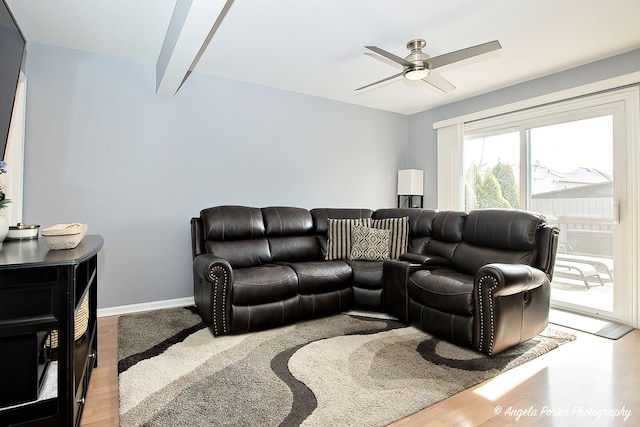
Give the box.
[356,38,501,92]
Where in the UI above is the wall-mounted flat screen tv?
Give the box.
[0,0,25,161]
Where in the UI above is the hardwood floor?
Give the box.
[81,316,639,426]
[80,316,119,427]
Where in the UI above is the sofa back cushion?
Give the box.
[451,244,538,276]
[311,208,374,234]
[463,209,543,250]
[200,206,271,268]
[450,209,544,275]
[373,208,436,254]
[426,211,467,260]
[262,207,322,262]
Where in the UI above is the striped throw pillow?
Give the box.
[372,216,409,259]
[325,218,372,260]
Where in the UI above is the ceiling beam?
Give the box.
[156,0,233,96]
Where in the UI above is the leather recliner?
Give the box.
[384,209,559,355]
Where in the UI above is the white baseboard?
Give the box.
[97,296,195,318]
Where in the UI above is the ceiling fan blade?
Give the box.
[426,40,502,69]
[422,70,455,93]
[355,72,404,91]
[364,52,402,69]
[365,46,413,67]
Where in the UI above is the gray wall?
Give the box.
[408,48,640,209]
[23,43,409,309]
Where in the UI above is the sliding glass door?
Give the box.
[529,115,615,315]
[463,89,636,324]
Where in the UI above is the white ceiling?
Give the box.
[6,0,640,115]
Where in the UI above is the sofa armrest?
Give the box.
[190,217,205,258]
[474,263,551,355]
[476,263,548,296]
[383,259,423,322]
[193,254,234,336]
[399,253,450,268]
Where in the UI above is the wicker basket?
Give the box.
[48,292,89,348]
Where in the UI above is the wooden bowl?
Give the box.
[41,223,88,250]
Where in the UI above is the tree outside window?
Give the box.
[465,160,519,210]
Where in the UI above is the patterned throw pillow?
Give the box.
[371,216,409,259]
[325,218,372,260]
[349,225,391,261]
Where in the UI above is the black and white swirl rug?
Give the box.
[118,306,574,426]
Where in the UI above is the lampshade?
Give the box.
[397,169,424,195]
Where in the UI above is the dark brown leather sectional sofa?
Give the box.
[191,206,559,355]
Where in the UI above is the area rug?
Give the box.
[118,306,575,427]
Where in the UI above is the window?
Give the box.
[463,130,520,211]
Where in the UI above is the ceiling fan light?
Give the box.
[404,67,429,81]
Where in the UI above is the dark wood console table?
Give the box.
[0,235,104,426]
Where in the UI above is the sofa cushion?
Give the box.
[201,206,271,268]
[206,240,271,269]
[432,211,467,242]
[268,236,322,262]
[372,217,409,259]
[287,261,352,294]
[325,218,372,260]
[425,240,458,261]
[347,260,384,290]
[262,207,322,262]
[451,243,537,276]
[424,211,466,261]
[373,208,435,237]
[349,225,390,261]
[262,206,314,236]
[373,208,436,254]
[311,208,374,235]
[232,265,299,306]
[201,206,265,241]
[463,209,544,251]
[408,269,474,316]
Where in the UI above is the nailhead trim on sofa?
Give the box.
[209,264,229,335]
[477,274,498,355]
